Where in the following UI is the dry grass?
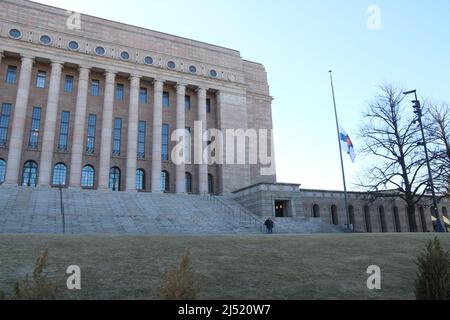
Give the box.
[0,233,449,300]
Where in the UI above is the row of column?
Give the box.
[1,54,210,193]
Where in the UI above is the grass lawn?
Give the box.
[0,233,449,300]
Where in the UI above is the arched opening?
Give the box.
[185,172,192,193]
[393,206,401,232]
[52,163,67,187]
[208,174,214,195]
[0,158,6,184]
[136,169,145,191]
[81,165,95,188]
[364,206,372,233]
[22,160,38,187]
[160,170,169,192]
[109,167,121,191]
[348,205,355,228]
[331,205,338,225]
[379,206,387,233]
[419,207,428,232]
[312,204,320,218]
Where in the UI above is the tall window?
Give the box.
[393,206,401,232]
[331,205,338,225]
[364,206,372,232]
[162,124,169,161]
[312,204,320,218]
[160,170,169,192]
[139,88,148,104]
[185,127,191,163]
[348,206,355,228]
[208,174,214,194]
[419,207,428,232]
[379,206,387,233]
[91,80,100,96]
[52,163,67,186]
[163,92,170,107]
[28,107,41,149]
[136,169,145,191]
[86,114,96,154]
[184,95,191,111]
[109,167,121,191]
[5,66,17,84]
[0,159,6,184]
[64,75,74,93]
[81,165,95,188]
[22,160,38,187]
[116,84,124,100]
[185,172,192,193]
[206,98,211,113]
[36,71,46,88]
[58,111,70,151]
[113,118,122,156]
[137,121,146,159]
[0,103,12,146]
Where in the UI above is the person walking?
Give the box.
[264,217,274,234]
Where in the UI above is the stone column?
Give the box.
[38,61,64,186]
[125,75,141,192]
[175,83,186,193]
[5,55,34,185]
[197,87,208,194]
[151,79,164,193]
[98,71,116,189]
[69,66,91,188]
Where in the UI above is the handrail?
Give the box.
[201,193,263,232]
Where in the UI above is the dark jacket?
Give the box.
[264,219,274,229]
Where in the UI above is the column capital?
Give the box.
[129,75,142,87]
[129,73,142,79]
[50,60,65,66]
[104,70,117,76]
[20,54,34,63]
[78,65,91,71]
[153,78,164,91]
[104,71,116,83]
[196,87,208,97]
[175,83,187,95]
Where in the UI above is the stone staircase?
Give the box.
[0,186,350,235]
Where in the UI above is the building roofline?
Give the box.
[24,0,242,57]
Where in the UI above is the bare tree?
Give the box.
[358,84,429,232]
[424,102,450,196]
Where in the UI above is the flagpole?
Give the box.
[329,70,351,230]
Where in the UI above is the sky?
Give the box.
[33,0,450,191]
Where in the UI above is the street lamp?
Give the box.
[403,89,446,233]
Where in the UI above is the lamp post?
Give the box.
[403,89,446,233]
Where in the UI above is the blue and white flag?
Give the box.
[339,125,356,163]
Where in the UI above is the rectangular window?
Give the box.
[162,124,169,161]
[116,84,124,101]
[64,75,74,93]
[138,121,146,159]
[206,98,211,113]
[28,107,42,149]
[36,71,46,88]
[58,111,70,151]
[185,95,191,111]
[113,118,122,156]
[139,88,148,104]
[163,92,170,108]
[91,80,100,97]
[0,103,12,146]
[5,66,17,84]
[185,127,191,163]
[86,114,97,154]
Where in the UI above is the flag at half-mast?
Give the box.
[338,125,356,163]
